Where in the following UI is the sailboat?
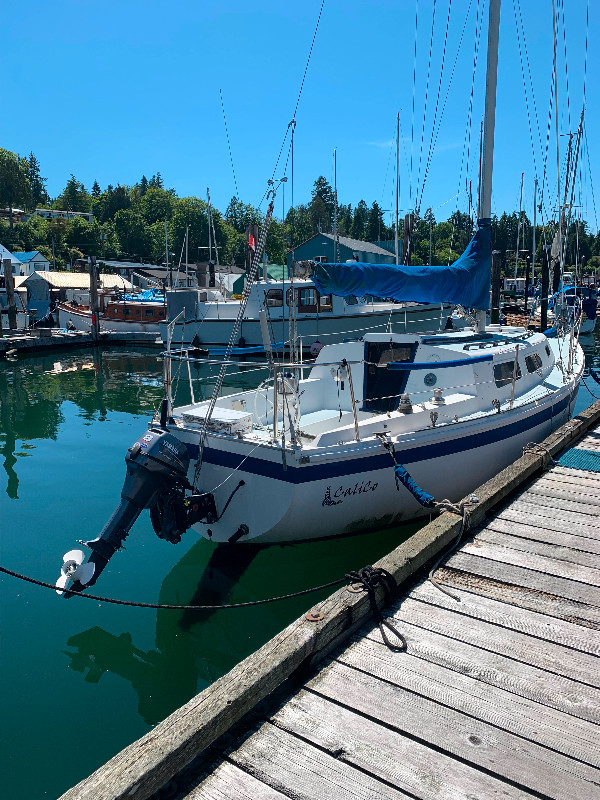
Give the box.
[55,0,584,594]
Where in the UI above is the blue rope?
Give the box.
[394,464,436,507]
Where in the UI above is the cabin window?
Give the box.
[494,360,521,387]
[286,288,319,313]
[314,256,328,263]
[159,310,165,318]
[525,353,543,373]
[545,344,551,357]
[363,340,416,413]
[199,292,207,302]
[265,289,283,307]
[135,309,141,316]
[345,295,359,305]
[299,288,317,310]
[319,294,333,312]
[123,308,131,316]
[144,309,155,317]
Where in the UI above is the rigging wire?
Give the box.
[458,0,482,212]
[419,0,474,214]
[258,0,326,209]
[415,0,437,214]
[512,0,538,180]
[219,88,240,199]
[558,0,571,133]
[514,0,543,174]
[409,0,419,211]
[417,0,453,213]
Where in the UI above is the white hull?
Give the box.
[161,303,454,349]
[163,332,583,544]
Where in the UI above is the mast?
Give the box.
[479,0,500,223]
[333,149,340,263]
[185,225,189,284]
[207,187,213,265]
[532,177,537,283]
[514,171,524,281]
[475,0,501,329]
[395,111,400,265]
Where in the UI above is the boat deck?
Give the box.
[59,402,600,800]
[172,435,600,799]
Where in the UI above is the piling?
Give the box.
[541,245,550,330]
[490,249,501,324]
[3,258,17,330]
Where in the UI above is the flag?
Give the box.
[248,233,256,251]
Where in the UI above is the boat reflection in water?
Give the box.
[63,541,266,725]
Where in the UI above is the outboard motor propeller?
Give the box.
[56,427,215,597]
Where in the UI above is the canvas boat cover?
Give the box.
[309,220,491,310]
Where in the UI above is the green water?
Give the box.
[0,348,431,800]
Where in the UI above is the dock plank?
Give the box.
[475,526,600,566]
[519,487,600,515]
[364,617,600,723]
[388,595,600,689]
[447,550,600,607]
[506,496,600,527]
[410,579,600,656]
[458,537,600,587]
[493,506,600,542]
[305,657,600,797]
[337,637,600,768]
[481,516,600,553]
[435,565,600,628]
[269,692,541,800]
[181,761,289,800]
[226,723,412,800]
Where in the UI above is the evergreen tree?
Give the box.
[365,201,386,242]
[91,180,101,197]
[149,172,164,189]
[54,175,91,212]
[27,152,48,207]
[0,148,31,228]
[139,175,149,196]
[309,176,335,234]
[350,200,369,240]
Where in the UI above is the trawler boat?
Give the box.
[56,288,166,333]
[160,278,456,351]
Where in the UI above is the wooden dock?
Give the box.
[60,402,600,800]
[0,329,162,357]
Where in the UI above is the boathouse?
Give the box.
[286,233,397,267]
[24,271,129,316]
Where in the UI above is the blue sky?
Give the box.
[2,0,596,230]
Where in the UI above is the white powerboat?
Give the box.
[160,279,456,352]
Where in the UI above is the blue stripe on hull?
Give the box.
[186,393,572,484]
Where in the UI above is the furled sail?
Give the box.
[308,219,491,310]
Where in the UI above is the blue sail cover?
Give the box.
[310,220,492,310]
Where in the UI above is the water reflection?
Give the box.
[63,541,265,724]
[0,349,269,499]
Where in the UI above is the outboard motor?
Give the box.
[56,427,216,596]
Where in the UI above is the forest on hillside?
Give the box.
[1,147,597,275]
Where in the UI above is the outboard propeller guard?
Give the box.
[58,427,215,596]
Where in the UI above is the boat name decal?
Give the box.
[322,481,378,507]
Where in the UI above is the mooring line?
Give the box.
[0,565,346,610]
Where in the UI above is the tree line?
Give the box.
[1,147,598,274]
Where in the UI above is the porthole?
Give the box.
[424,373,437,386]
